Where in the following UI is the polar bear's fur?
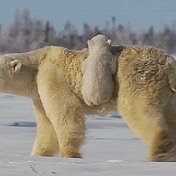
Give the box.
[82,35,116,106]
[1,44,176,161]
[117,46,176,161]
[0,46,117,158]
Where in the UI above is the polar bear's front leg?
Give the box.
[148,129,175,161]
[32,99,59,156]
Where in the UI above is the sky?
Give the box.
[0,0,176,33]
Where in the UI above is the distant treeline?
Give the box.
[0,9,176,53]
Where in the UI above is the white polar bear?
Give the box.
[82,35,116,106]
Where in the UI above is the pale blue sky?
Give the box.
[0,0,176,33]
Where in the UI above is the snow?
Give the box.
[0,94,176,175]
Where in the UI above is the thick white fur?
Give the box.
[82,35,116,106]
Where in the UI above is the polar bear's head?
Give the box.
[0,55,38,96]
[87,35,111,51]
[0,56,22,92]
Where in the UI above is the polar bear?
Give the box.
[82,35,116,106]
[117,46,176,161]
[0,43,176,161]
[0,46,119,158]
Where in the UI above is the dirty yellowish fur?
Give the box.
[0,44,176,161]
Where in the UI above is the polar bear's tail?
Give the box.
[166,55,176,92]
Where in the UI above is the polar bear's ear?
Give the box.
[88,39,94,48]
[107,39,111,45]
[9,60,22,77]
[10,60,22,72]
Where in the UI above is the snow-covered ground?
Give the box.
[0,94,176,176]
